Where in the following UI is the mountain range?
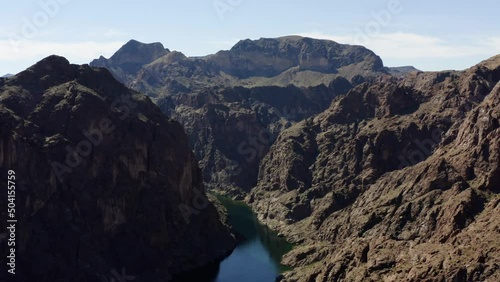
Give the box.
[90,37,500,281]
[91,36,406,195]
[0,35,498,281]
[90,36,393,98]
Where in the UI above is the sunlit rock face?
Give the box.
[250,55,500,282]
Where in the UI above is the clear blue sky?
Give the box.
[1,0,499,74]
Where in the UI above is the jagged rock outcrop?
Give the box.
[159,78,353,196]
[0,56,235,282]
[249,55,500,281]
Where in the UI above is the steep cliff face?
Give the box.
[210,36,385,79]
[0,56,235,282]
[158,78,354,196]
[249,56,500,281]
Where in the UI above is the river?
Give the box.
[173,195,293,281]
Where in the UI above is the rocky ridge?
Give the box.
[91,36,390,195]
[91,36,387,98]
[0,56,235,282]
[249,55,500,281]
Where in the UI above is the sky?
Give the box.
[0,0,499,75]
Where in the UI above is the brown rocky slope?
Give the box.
[158,78,354,196]
[0,56,235,282]
[249,55,500,281]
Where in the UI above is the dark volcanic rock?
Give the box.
[160,78,353,196]
[249,55,500,281]
[0,56,235,282]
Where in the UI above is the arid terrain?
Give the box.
[90,37,500,281]
[0,35,498,281]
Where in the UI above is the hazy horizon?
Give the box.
[1,0,499,74]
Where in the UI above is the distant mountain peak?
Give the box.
[386,65,421,77]
[276,35,306,40]
[121,39,168,51]
[90,39,171,80]
[19,55,74,84]
[218,36,384,78]
[116,39,169,56]
[90,35,388,94]
[30,55,70,70]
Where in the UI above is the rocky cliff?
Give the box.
[158,78,353,196]
[0,56,235,282]
[91,36,386,98]
[91,36,388,195]
[209,36,385,80]
[249,55,500,281]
